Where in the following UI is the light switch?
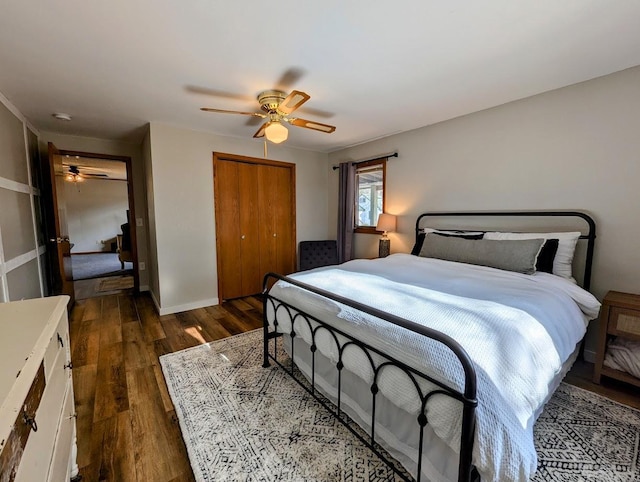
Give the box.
[136,217,143,227]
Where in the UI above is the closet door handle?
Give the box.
[241,235,245,240]
[273,233,277,237]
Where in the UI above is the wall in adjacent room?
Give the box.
[147,122,330,314]
[0,91,45,301]
[328,65,640,360]
[39,132,150,289]
[64,178,129,253]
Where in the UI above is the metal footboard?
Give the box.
[262,272,479,482]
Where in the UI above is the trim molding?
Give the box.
[139,284,149,292]
[157,297,220,316]
[0,176,34,194]
[4,248,39,273]
[0,91,39,135]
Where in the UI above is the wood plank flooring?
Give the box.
[70,292,640,481]
[70,292,262,482]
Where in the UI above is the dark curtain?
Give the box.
[337,161,356,263]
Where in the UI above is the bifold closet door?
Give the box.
[215,159,243,299]
[215,154,296,300]
[237,162,262,296]
[258,164,295,278]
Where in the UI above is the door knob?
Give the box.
[49,237,64,243]
[241,235,245,240]
[273,233,277,237]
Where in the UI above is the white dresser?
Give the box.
[0,296,78,482]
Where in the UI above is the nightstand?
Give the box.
[593,290,640,388]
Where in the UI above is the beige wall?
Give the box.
[147,122,330,314]
[64,178,129,253]
[329,65,640,359]
[39,132,150,289]
[0,92,44,301]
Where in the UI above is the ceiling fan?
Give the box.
[200,89,336,144]
[64,165,108,183]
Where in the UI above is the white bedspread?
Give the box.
[267,254,601,482]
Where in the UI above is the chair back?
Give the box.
[298,240,338,271]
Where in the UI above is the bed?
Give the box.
[262,211,601,482]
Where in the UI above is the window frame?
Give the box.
[353,159,387,234]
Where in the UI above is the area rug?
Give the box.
[71,252,133,280]
[97,275,134,292]
[160,330,640,481]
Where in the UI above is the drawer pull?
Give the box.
[22,410,38,432]
[57,332,64,347]
[64,361,73,370]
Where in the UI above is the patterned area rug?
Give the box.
[160,330,640,482]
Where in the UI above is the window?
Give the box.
[354,159,386,233]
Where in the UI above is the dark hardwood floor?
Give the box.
[69,292,640,481]
[70,292,262,482]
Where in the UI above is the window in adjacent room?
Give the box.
[354,159,386,233]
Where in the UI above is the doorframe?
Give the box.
[212,151,297,300]
[57,149,139,292]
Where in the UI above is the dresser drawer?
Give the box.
[43,311,70,381]
[609,306,640,340]
[47,381,75,482]
[0,363,45,482]
[14,346,70,482]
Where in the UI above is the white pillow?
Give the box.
[483,231,581,280]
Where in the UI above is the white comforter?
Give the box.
[267,254,601,482]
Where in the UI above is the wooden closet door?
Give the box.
[237,162,262,295]
[257,165,279,280]
[274,166,295,275]
[258,164,295,278]
[214,160,243,299]
[214,153,296,300]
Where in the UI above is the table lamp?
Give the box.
[376,213,396,258]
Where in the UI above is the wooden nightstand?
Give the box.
[593,291,640,388]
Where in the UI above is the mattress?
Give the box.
[265,254,601,481]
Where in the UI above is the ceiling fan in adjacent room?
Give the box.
[200,89,336,144]
[63,165,108,183]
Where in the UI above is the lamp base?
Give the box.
[378,238,390,258]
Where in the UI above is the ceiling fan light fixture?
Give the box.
[264,121,288,144]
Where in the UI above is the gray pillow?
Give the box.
[419,234,545,274]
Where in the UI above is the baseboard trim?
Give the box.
[583,349,596,363]
[157,297,220,316]
[139,284,149,292]
[149,290,161,314]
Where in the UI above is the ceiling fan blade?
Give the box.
[274,67,305,91]
[253,122,269,138]
[288,118,336,133]
[201,107,266,117]
[277,90,310,115]
[186,85,253,101]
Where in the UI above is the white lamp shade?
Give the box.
[264,121,289,144]
[376,213,396,233]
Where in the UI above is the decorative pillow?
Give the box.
[411,229,484,256]
[535,239,559,274]
[419,234,545,274]
[483,231,580,279]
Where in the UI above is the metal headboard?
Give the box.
[415,211,596,291]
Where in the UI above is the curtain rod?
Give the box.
[332,152,398,170]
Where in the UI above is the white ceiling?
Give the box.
[1,1,639,153]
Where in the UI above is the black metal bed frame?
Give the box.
[262,210,596,482]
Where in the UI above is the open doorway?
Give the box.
[57,150,138,299]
